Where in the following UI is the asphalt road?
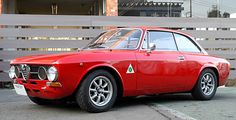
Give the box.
[0,87,236,120]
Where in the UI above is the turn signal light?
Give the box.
[46,82,62,88]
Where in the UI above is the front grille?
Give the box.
[15,65,48,80]
[22,69,29,80]
[30,74,39,79]
[30,66,40,73]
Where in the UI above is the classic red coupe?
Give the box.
[9,27,230,112]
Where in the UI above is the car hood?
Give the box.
[10,52,79,65]
[10,49,136,65]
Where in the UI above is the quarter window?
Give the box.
[149,31,177,51]
[174,34,201,53]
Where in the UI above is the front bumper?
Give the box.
[15,79,65,100]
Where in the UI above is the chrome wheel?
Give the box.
[201,73,215,96]
[89,76,113,107]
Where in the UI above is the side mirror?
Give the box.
[147,43,156,53]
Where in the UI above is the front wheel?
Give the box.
[76,70,117,113]
[192,69,217,100]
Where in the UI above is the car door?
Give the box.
[173,33,204,90]
[136,30,187,94]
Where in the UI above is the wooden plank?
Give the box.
[2,28,236,39]
[0,61,10,71]
[183,30,236,39]
[207,51,236,56]
[207,51,236,58]
[0,51,67,60]
[198,40,236,48]
[91,16,227,28]
[0,39,91,48]
[1,14,236,28]
[0,14,92,26]
[208,54,234,59]
[0,28,103,37]
[229,71,236,79]
[0,72,10,81]
[228,60,236,68]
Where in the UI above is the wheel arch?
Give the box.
[197,65,220,87]
[73,64,124,98]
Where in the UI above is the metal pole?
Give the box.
[167,2,170,17]
[170,0,172,17]
[190,0,192,17]
[217,0,220,18]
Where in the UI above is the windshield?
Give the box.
[84,28,142,50]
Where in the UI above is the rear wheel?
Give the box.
[76,70,117,113]
[192,69,217,100]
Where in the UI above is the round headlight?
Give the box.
[47,66,58,82]
[15,66,20,78]
[9,66,16,79]
[38,66,47,80]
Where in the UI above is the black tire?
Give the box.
[191,69,217,100]
[76,70,117,113]
[28,97,52,105]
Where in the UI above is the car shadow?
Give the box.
[38,93,195,111]
[115,93,194,107]
[33,92,232,113]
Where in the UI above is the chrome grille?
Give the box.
[20,64,31,81]
[30,66,41,79]
[15,65,47,80]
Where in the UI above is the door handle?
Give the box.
[178,56,185,61]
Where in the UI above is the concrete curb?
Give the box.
[148,103,197,120]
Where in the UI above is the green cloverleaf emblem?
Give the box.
[127,64,134,74]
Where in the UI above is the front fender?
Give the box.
[75,63,124,94]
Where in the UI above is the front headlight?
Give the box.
[9,66,16,79]
[47,66,58,82]
[38,66,47,80]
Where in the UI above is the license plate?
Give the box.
[13,84,27,96]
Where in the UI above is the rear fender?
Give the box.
[193,64,219,89]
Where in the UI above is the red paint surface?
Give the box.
[11,27,230,99]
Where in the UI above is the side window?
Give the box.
[174,33,201,53]
[149,31,177,51]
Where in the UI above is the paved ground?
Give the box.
[155,87,236,120]
[0,87,236,120]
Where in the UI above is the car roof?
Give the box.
[130,26,193,38]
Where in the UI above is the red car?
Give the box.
[9,27,230,112]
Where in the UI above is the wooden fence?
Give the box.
[0,14,235,81]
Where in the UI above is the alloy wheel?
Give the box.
[201,73,215,96]
[89,76,113,107]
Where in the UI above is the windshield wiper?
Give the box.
[88,42,106,48]
[91,46,106,48]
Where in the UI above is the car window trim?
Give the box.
[172,32,179,51]
[141,30,178,52]
[173,33,202,53]
[85,28,143,50]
